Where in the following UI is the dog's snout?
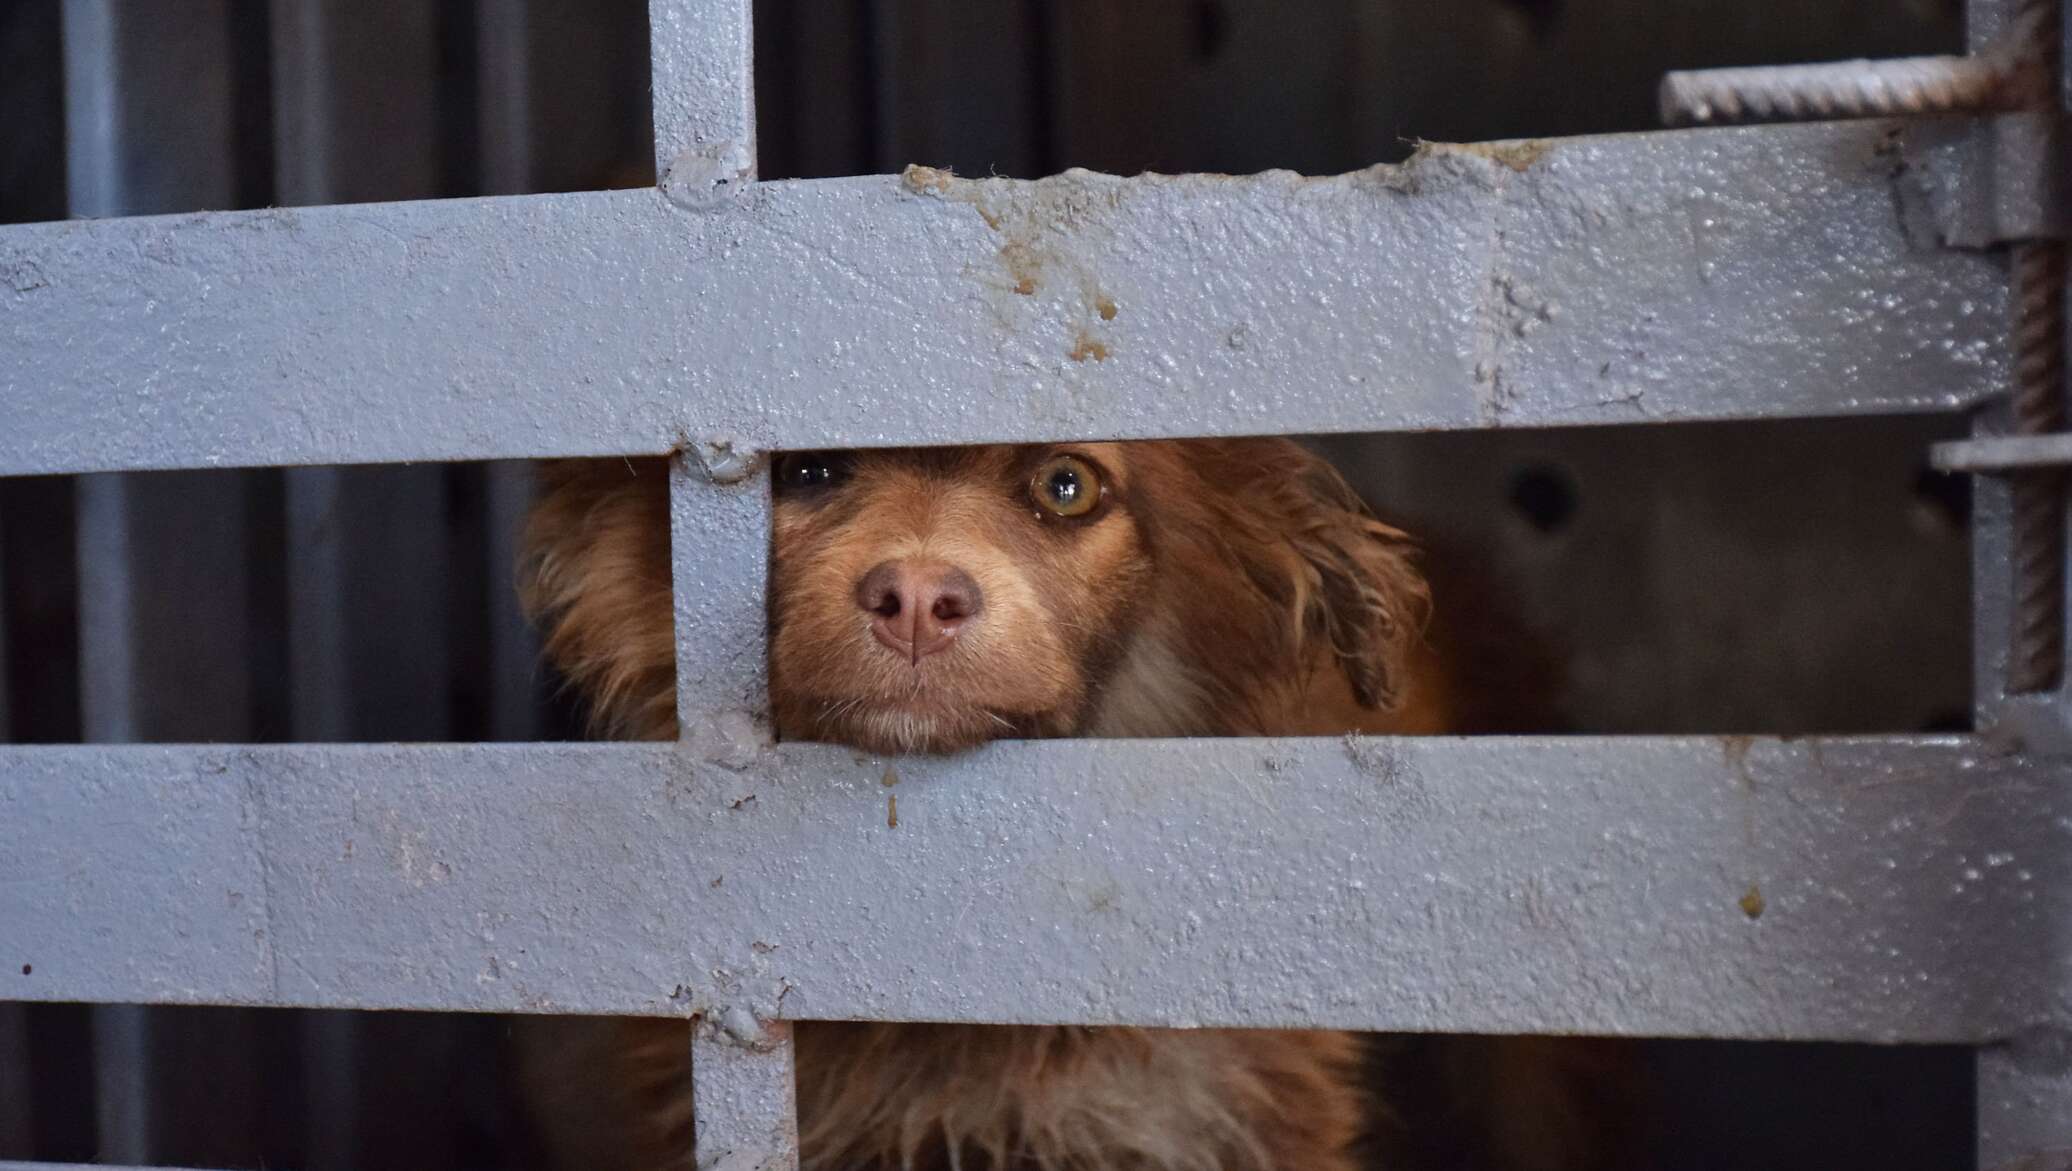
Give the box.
[855,560,983,664]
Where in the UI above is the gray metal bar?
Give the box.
[0,736,2060,1042]
[59,0,240,219]
[63,4,249,1162]
[473,0,547,742]
[693,1023,798,1171]
[0,122,2011,476]
[486,462,545,741]
[648,0,755,192]
[672,454,769,745]
[0,1003,31,1158]
[89,1005,150,1164]
[0,513,10,745]
[477,0,535,197]
[285,469,351,742]
[1937,431,2072,474]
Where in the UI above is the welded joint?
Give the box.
[661,141,755,210]
[697,1005,787,1052]
[685,708,768,769]
[692,1016,798,1171]
[1897,111,2067,249]
[687,436,764,485]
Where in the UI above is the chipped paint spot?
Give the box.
[1739,885,1766,919]
[6,260,48,294]
[887,792,899,828]
[1095,295,1118,321]
[1069,335,1109,362]
[901,164,956,195]
[1412,138,1553,173]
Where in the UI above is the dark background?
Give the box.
[0,0,1979,1167]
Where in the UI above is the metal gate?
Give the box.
[1,0,2065,1168]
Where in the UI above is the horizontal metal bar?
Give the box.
[0,736,2060,1042]
[1661,53,2037,127]
[1937,431,2072,472]
[0,122,2008,476]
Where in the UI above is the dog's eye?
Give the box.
[1030,455,1102,518]
[774,452,846,494]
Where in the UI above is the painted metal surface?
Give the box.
[1981,1035,2072,1171]
[694,1024,799,1171]
[649,0,755,190]
[0,736,2062,1043]
[0,121,2010,477]
[672,457,771,740]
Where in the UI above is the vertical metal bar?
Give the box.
[63,6,247,1161]
[270,82,355,1171]
[654,8,776,1155]
[1979,0,2072,1159]
[692,1024,798,1171]
[57,0,121,218]
[297,1011,357,1171]
[2004,240,2067,694]
[647,0,755,186]
[476,0,534,197]
[267,5,445,1163]
[669,455,770,744]
[61,0,241,218]
[475,4,545,741]
[0,510,11,745]
[484,463,544,740]
[88,1007,150,1164]
[284,469,351,743]
[0,1003,31,1157]
[267,0,334,206]
[71,478,137,743]
[673,451,785,1161]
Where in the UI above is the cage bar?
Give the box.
[693,1024,800,1171]
[0,122,2009,478]
[671,458,772,741]
[648,0,755,184]
[0,736,2058,1042]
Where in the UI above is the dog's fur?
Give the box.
[516,438,1618,1171]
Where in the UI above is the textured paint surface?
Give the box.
[649,0,755,185]
[0,122,2009,476]
[694,1024,799,1171]
[0,737,2062,1043]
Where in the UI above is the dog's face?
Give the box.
[768,444,1151,754]
[523,437,1433,749]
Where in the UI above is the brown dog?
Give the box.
[516,438,1616,1170]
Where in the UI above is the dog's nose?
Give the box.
[855,560,983,664]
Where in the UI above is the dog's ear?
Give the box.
[1186,439,1430,711]
[520,458,677,741]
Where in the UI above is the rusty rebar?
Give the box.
[2004,0,2067,696]
[2007,238,2068,694]
[1659,0,2054,126]
[1660,55,2037,126]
